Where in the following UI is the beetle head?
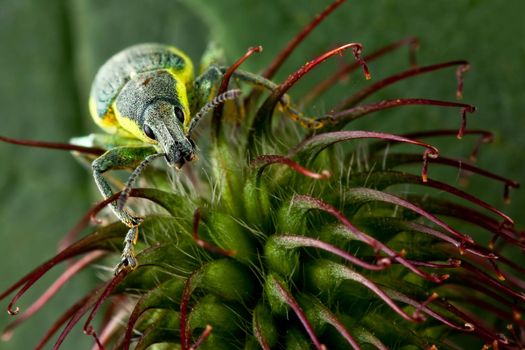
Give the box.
[114,70,195,169]
[142,100,195,169]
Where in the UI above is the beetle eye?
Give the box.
[143,124,156,140]
[174,106,185,123]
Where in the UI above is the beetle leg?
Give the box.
[115,226,139,274]
[91,146,157,270]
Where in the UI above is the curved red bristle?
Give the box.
[421,149,433,182]
[322,98,476,133]
[60,192,133,251]
[315,305,363,350]
[412,292,439,321]
[270,276,326,350]
[293,195,447,283]
[440,299,512,344]
[1,190,156,315]
[336,60,469,109]
[0,135,105,155]
[251,155,331,180]
[274,235,391,271]
[250,43,370,139]
[51,289,105,350]
[82,270,128,350]
[461,262,525,302]
[506,324,525,349]
[51,274,125,350]
[404,221,494,259]
[456,63,470,99]
[189,325,213,350]
[401,128,493,142]
[91,307,128,350]
[4,245,108,316]
[289,130,439,186]
[410,196,523,245]
[321,262,424,322]
[257,43,369,128]
[457,107,469,139]
[277,43,369,103]
[488,259,506,281]
[425,177,514,225]
[212,46,262,138]
[389,289,475,331]
[381,153,519,201]
[301,36,420,105]
[180,273,195,350]
[33,288,96,350]
[2,251,105,339]
[461,297,524,328]
[369,171,515,226]
[121,311,142,349]
[3,193,167,320]
[262,0,346,80]
[62,187,181,250]
[388,129,493,162]
[349,188,475,245]
[409,259,462,269]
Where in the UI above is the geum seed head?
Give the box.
[1,0,523,349]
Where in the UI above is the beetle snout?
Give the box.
[164,140,195,169]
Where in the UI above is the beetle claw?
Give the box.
[114,226,140,274]
[115,254,138,275]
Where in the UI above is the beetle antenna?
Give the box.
[117,153,165,211]
[187,89,241,137]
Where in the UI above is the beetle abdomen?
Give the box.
[89,43,193,133]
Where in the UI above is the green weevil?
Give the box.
[70,43,295,273]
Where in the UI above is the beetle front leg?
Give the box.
[114,225,139,273]
[91,146,157,271]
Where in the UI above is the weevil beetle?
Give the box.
[71,43,297,273]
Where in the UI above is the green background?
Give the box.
[0,0,523,348]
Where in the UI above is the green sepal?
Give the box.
[264,235,300,278]
[125,277,186,316]
[131,188,196,218]
[252,303,279,348]
[188,294,243,334]
[360,312,436,350]
[131,216,206,269]
[284,327,314,350]
[304,259,374,301]
[134,309,180,350]
[264,273,292,316]
[210,140,245,216]
[275,197,311,234]
[242,178,272,234]
[289,131,358,166]
[204,210,257,264]
[199,258,256,303]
